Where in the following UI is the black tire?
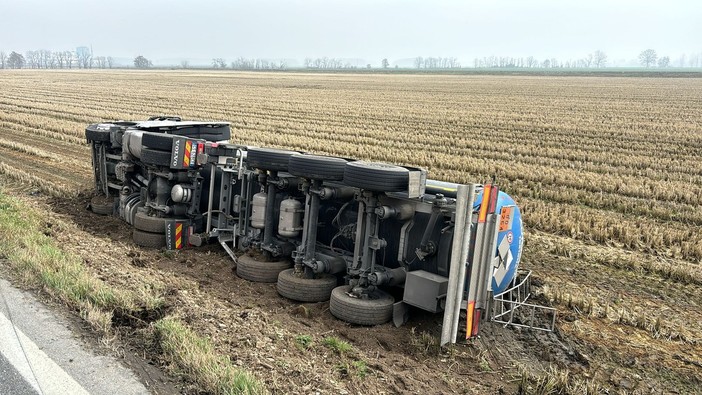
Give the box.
[132,229,166,249]
[90,195,115,215]
[236,255,291,283]
[85,126,111,142]
[246,147,298,172]
[343,161,409,192]
[329,285,394,326]
[288,154,347,181]
[141,148,172,167]
[141,132,174,151]
[134,211,168,233]
[276,269,338,302]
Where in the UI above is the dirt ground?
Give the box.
[3,186,574,394]
[2,180,700,394]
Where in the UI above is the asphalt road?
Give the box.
[0,277,150,395]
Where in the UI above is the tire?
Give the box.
[236,255,291,283]
[141,132,174,151]
[85,126,111,142]
[276,269,338,302]
[132,229,166,249]
[288,154,347,181]
[329,285,394,326]
[343,161,410,192]
[90,195,115,215]
[141,148,172,167]
[134,211,168,233]
[246,147,298,172]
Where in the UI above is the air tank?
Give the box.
[473,190,524,295]
[278,198,303,238]
[250,192,267,229]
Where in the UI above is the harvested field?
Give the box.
[0,70,701,393]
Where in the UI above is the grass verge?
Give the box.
[0,189,135,328]
[155,317,265,395]
[0,188,265,394]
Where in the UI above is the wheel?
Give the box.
[236,255,291,283]
[246,147,298,172]
[132,229,166,249]
[134,211,169,233]
[343,161,410,192]
[288,154,347,181]
[276,269,338,302]
[90,195,115,215]
[141,148,172,167]
[141,132,174,151]
[85,125,112,142]
[329,285,394,326]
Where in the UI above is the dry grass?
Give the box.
[154,316,265,395]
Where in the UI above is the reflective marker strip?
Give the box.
[472,309,481,336]
[175,223,183,249]
[183,141,192,167]
[477,184,491,223]
[466,301,475,339]
[0,311,89,395]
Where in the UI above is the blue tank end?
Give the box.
[473,190,524,295]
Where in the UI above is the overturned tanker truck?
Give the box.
[86,116,555,344]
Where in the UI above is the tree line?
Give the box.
[0,48,115,69]
[2,48,701,70]
[471,49,679,69]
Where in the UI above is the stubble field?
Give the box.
[0,70,700,393]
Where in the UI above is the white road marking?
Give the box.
[0,310,89,395]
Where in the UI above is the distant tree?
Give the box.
[657,56,670,68]
[25,51,39,68]
[77,47,93,69]
[133,55,152,69]
[8,51,25,69]
[95,56,107,69]
[639,49,657,67]
[65,51,75,69]
[366,63,371,69]
[303,57,312,68]
[541,59,550,68]
[526,56,538,68]
[180,60,189,69]
[0,51,6,69]
[593,50,607,68]
[413,56,423,69]
[212,58,227,69]
[381,58,389,68]
[106,56,114,68]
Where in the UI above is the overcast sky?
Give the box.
[0,0,699,65]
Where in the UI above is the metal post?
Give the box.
[450,184,475,342]
[440,184,470,346]
[205,163,216,233]
[304,180,321,263]
[262,172,277,248]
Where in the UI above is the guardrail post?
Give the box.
[441,184,471,346]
